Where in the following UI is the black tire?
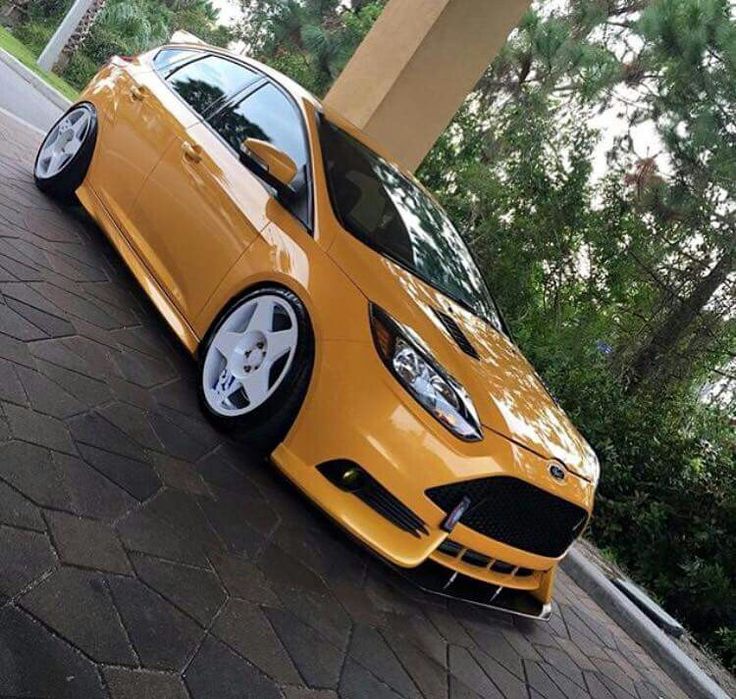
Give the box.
[197,286,314,454]
[34,103,98,200]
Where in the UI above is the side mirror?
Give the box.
[240,138,297,192]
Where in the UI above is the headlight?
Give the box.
[370,305,482,441]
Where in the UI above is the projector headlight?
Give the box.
[370,305,482,441]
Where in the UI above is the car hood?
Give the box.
[326,231,599,483]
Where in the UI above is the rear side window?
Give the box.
[208,83,307,169]
[153,48,199,74]
[167,56,260,116]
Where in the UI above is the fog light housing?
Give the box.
[318,460,366,492]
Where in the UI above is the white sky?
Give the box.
[210,0,243,26]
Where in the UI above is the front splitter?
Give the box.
[390,559,552,621]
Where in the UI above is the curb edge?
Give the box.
[562,547,730,699]
[0,46,71,112]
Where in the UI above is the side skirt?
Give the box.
[76,182,200,353]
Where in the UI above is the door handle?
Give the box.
[130,85,145,101]
[182,141,202,164]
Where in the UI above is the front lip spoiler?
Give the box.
[390,559,552,621]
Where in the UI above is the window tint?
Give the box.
[153,48,199,73]
[167,56,260,116]
[209,83,307,168]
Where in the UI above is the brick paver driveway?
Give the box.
[0,109,687,699]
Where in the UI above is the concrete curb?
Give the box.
[562,548,730,699]
[0,46,71,112]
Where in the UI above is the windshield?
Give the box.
[319,119,502,329]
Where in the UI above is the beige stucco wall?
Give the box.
[325,0,529,171]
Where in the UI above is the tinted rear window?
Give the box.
[153,48,199,73]
[167,56,260,116]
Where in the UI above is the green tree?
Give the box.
[235,0,384,95]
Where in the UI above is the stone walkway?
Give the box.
[0,109,688,698]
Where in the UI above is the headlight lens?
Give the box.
[371,306,482,441]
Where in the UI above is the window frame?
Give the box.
[152,48,314,233]
[152,47,205,76]
[161,52,265,121]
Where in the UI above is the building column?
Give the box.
[37,0,102,72]
[324,0,529,171]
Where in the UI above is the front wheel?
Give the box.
[34,103,97,200]
[198,286,314,454]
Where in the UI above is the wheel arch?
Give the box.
[196,275,316,361]
[193,230,369,356]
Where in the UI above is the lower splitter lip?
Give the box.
[389,559,553,621]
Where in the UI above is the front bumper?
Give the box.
[272,339,595,610]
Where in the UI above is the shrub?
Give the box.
[13,20,54,56]
[61,50,99,90]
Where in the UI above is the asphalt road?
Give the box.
[0,55,63,132]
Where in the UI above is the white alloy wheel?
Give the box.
[35,106,91,180]
[202,294,299,417]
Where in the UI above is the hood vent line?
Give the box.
[432,309,480,360]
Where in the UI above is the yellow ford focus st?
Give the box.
[34,43,599,618]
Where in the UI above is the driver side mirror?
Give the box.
[240,138,297,193]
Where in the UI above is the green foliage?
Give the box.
[62,47,102,88]
[11,0,233,90]
[13,20,54,55]
[236,0,385,96]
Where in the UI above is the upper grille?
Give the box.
[426,476,588,557]
[433,309,480,359]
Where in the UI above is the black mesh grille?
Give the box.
[433,309,480,359]
[426,476,588,557]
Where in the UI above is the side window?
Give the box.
[167,56,260,116]
[153,48,199,74]
[208,83,307,169]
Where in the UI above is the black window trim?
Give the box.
[207,80,315,233]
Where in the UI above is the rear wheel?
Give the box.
[34,103,97,199]
[198,286,314,453]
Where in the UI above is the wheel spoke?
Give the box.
[48,151,68,176]
[247,297,274,333]
[241,366,271,406]
[71,114,88,138]
[213,330,243,360]
[64,134,84,154]
[43,127,62,154]
[267,326,297,362]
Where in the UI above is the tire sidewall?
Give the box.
[34,102,98,199]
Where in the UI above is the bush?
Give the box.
[61,50,99,90]
[13,20,54,56]
[540,357,736,670]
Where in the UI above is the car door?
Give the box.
[89,48,204,230]
[129,77,312,324]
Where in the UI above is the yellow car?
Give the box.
[34,43,599,619]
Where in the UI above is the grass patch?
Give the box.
[0,26,79,102]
